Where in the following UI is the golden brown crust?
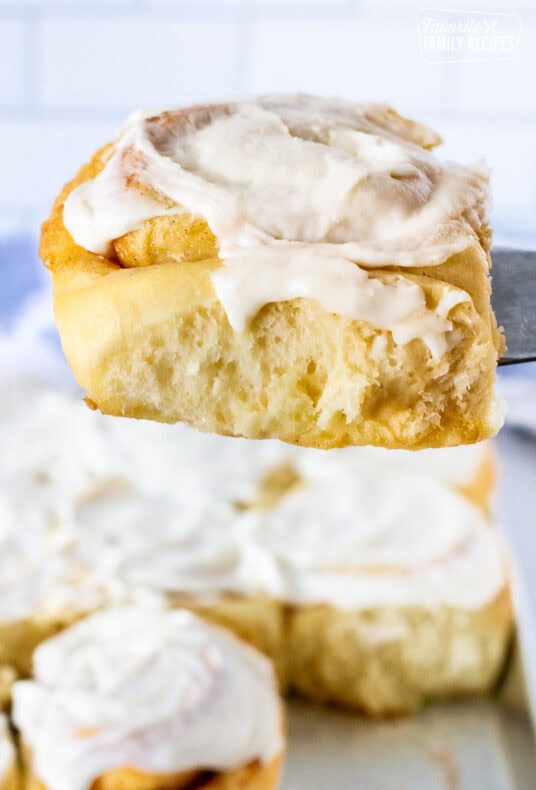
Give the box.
[0,616,80,679]
[286,586,513,716]
[24,755,283,790]
[113,216,217,268]
[40,145,118,279]
[2,761,21,790]
[41,141,504,450]
[0,666,18,711]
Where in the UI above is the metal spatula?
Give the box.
[492,248,536,365]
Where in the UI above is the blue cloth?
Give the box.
[0,235,49,327]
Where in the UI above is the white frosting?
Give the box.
[0,378,504,621]
[0,714,14,783]
[0,488,68,622]
[64,95,488,356]
[57,489,277,606]
[244,467,506,610]
[211,249,469,357]
[291,442,490,489]
[13,607,283,790]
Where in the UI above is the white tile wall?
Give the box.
[423,118,536,240]
[0,120,116,202]
[42,19,240,109]
[0,20,25,105]
[248,20,448,110]
[0,0,535,244]
[455,24,536,112]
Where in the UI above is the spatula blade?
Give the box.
[492,248,536,366]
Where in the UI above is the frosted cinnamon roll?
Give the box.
[246,466,512,715]
[12,608,284,790]
[0,715,19,790]
[41,94,504,450]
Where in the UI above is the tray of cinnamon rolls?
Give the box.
[0,373,534,789]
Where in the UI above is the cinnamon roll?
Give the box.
[246,462,512,715]
[59,458,510,716]
[0,715,19,790]
[41,95,504,450]
[12,608,284,790]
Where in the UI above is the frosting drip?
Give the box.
[12,608,283,790]
[63,95,489,355]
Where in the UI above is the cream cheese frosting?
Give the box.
[63,95,489,356]
[244,466,506,610]
[0,487,68,622]
[57,488,278,606]
[12,607,283,790]
[291,441,491,490]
